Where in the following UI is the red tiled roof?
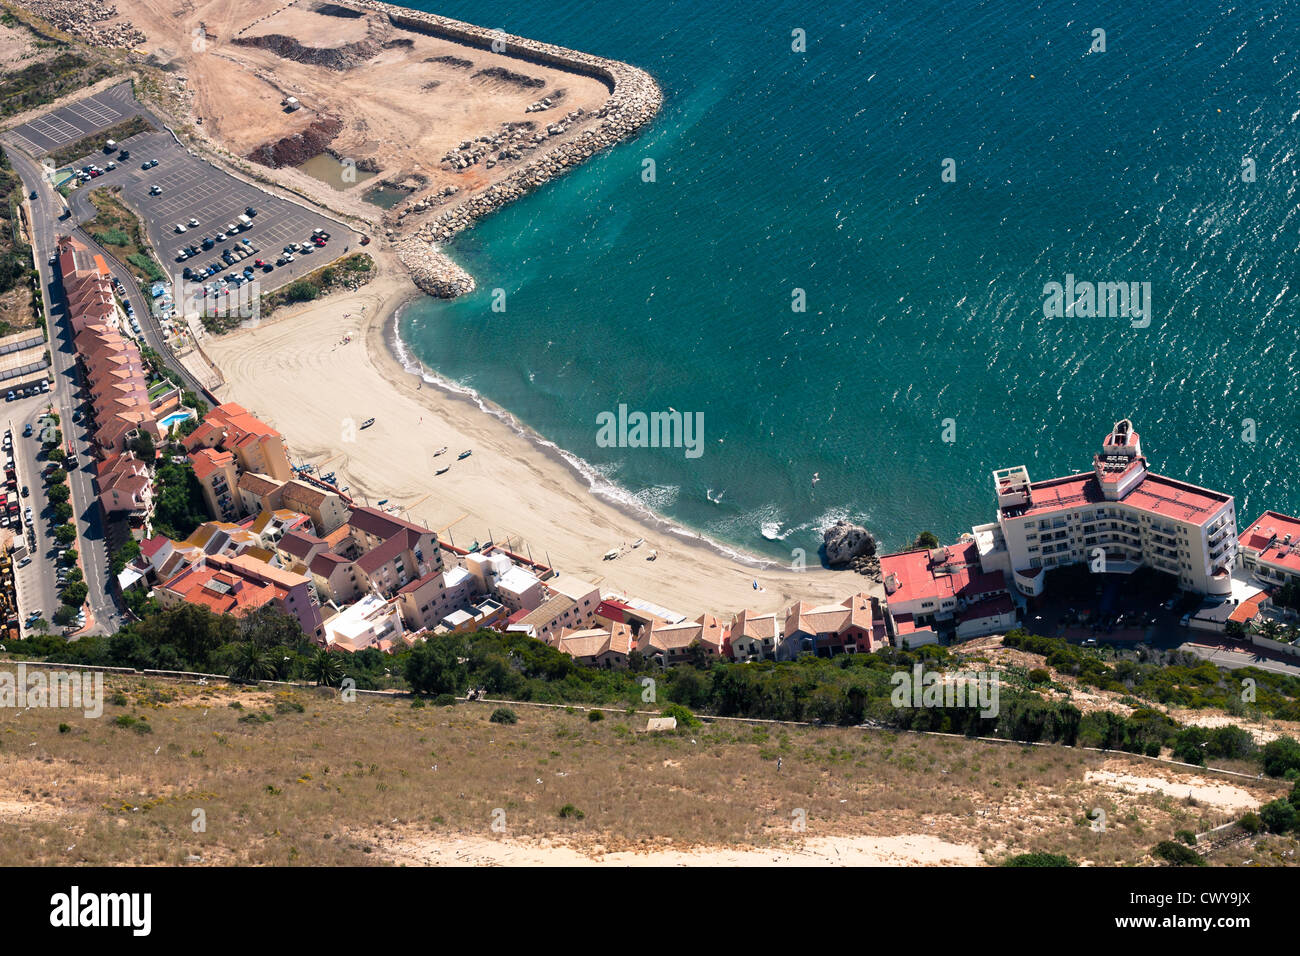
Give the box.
[190,447,235,480]
[140,535,170,559]
[1008,470,1230,526]
[1228,591,1269,625]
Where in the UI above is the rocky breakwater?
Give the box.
[349,0,662,297]
[395,239,475,298]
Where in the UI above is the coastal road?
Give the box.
[1181,641,1300,679]
[3,145,122,637]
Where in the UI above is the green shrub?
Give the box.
[557,804,584,819]
[1238,812,1261,834]
[1002,852,1078,867]
[1259,799,1298,834]
[1262,737,1300,778]
[489,707,517,724]
[433,693,456,707]
[587,709,604,722]
[112,714,152,734]
[1027,668,1051,684]
[661,703,700,729]
[1152,840,1205,866]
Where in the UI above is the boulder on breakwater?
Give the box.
[396,239,475,298]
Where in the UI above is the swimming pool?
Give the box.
[158,410,192,428]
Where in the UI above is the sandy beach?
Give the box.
[204,257,864,617]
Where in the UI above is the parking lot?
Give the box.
[5,82,141,157]
[63,123,360,302]
[1022,566,1201,648]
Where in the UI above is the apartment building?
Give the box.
[976,420,1237,598]
[156,550,325,641]
[728,609,781,662]
[75,323,160,457]
[95,451,152,518]
[56,235,116,334]
[190,448,240,521]
[235,472,349,533]
[395,565,478,631]
[184,402,292,481]
[322,593,404,652]
[637,613,728,664]
[780,593,890,658]
[506,573,602,645]
[555,622,634,668]
[306,507,443,603]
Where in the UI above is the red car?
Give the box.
[359,236,370,245]
[254,259,265,267]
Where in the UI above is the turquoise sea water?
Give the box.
[395,0,1300,563]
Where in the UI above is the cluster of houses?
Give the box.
[106,405,1300,667]
[56,235,189,528]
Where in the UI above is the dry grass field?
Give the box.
[2,672,1295,866]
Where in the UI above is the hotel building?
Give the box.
[973,420,1238,599]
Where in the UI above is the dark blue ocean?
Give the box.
[394,0,1300,561]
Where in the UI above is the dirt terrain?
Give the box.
[1,672,1294,867]
[99,0,612,226]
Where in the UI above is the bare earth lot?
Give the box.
[1,673,1294,867]
[104,0,611,223]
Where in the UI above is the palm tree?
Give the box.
[230,642,279,684]
[1253,618,1286,643]
[306,647,344,687]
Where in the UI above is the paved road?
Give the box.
[1182,641,1300,678]
[4,147,122,637]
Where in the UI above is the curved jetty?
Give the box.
[351,0,663,298]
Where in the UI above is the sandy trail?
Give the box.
[371,831,986,867]
[1084,767,1260,813]
[204,265,865,617]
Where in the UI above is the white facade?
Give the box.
[985,421,1237,597]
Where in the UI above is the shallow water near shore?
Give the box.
[397,0,1300,561]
